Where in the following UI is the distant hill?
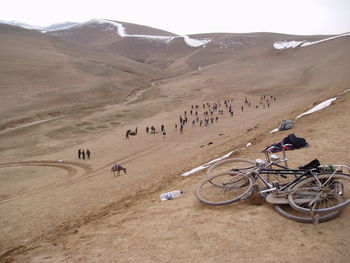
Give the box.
[0,20,79,31]
[0,23,165,128]
[0,19,349,130]
[0,20,39,29]
[42,22,79,32]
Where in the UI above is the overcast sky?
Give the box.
[1,0,349,35]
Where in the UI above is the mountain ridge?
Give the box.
[1,19,349,130]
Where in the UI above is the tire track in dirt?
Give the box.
[0,160,93,204]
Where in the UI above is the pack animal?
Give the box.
[111,164,127,176]
[128,131,136,136]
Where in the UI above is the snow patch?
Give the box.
[337,89,350,96]
[59,19,213,46]
[269,128,279,133]
[296,98,337,119]
[181,151,234,176]
[301,32,350,47]
[126,34,174,42]
[83,19,127,36]
[273,32,350,50]
[273,40,305,50]
[183,35,212,47]
[77,19,173,42]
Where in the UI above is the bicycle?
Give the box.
[196,149,350,223]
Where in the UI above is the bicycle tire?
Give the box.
[196,171,254,206]
[274,204,341,224]
[206,158,256,178]
[288,173,350,213]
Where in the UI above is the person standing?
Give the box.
[78,149,82,159]
[82,149,86,160]
[86,149,91,159]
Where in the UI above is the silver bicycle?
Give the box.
[196,150,350,223]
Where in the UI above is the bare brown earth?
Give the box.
[1,87,350,263]
[1,24,350,262]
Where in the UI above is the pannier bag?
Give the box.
[278,120,294,131]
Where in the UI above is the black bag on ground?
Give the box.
[282,134,307,148]
[299,159,321,170]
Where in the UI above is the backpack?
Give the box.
[278,120,294,131]
[282,133,307,148]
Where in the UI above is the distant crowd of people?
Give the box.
[75,95,277,170]
[123,95,277,139]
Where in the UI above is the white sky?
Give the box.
[1,0,349,35]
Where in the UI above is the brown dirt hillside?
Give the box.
[0,24,165,129]
[1,82,349,263]
[0,24,350,262]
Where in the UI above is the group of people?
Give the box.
[145,124,166,136]
[123,95,277,139]
[78,149,91,160]
[175,95,277,134]
[106,95,277,176]
[175,99,235,134]
[242,95,276,111]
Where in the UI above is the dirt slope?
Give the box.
[0,24,165,129]
[1,88,349,263]
[0,24,350,262]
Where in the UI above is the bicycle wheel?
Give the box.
[274,204,341,224]
[288,173,350,213]
[196,171,254,206]
[206,158,256,178]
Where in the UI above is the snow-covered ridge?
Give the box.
[273,32,350,50]
[0,20,79,32]
[42,22,78,32]
[0,20,39,30]
[75,19,212,46]
[1,18,212,47]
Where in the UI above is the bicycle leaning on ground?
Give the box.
[195,149,350,223]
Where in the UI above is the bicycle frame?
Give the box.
[256,167,317,194]
[224,150,350,196]
[264,144,289,168]
[247,157,320,195]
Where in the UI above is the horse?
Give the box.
[126,130,136,139]
[111,164,127,176]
